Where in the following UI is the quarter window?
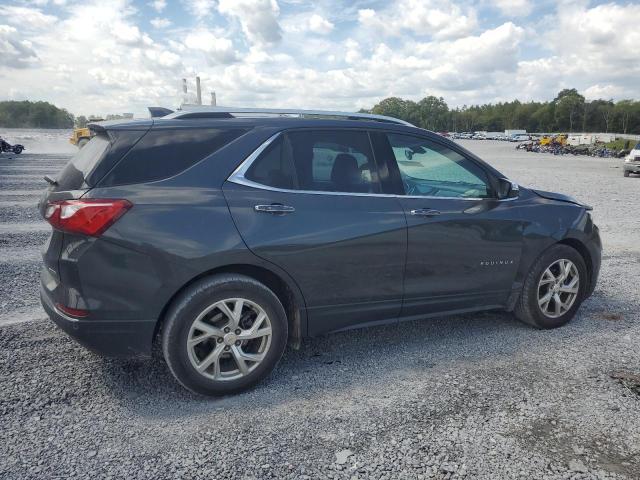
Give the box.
[387,133,491,198]
[101,128,247,186]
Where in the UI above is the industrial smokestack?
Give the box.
[196,76,202,105]
[210,92,216,106]
[182,78,188,104]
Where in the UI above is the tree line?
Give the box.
[2,90,639,133]
[0,101,75,129]
[0,101,135,129]
[363,89,640,134]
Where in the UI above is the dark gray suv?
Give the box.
[39,108,601,395]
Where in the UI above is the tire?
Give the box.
[514,244,588,329]
[77,138,89,148]
[162,274,288,396]
[624,170,630,177]
[12,146,23,154]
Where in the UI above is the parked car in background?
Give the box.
[624,142,640,177]
[510,134,530,142]
[39,107,601,395]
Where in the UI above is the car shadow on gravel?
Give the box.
[94,292,632,417]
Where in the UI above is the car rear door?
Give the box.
[223,128,407,335]
[370,131,523,317]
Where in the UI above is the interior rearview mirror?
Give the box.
[497,178,519,199]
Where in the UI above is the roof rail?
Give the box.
[163,106,414,127]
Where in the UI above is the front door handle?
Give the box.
[410,208,441,217]
[254,204,295,214]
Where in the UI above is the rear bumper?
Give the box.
[40,284,156,357]
[623,163,640,173]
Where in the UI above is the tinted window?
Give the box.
[387,133,491,198]
[288,130,378,193]
[246,130,379,194]
[56,134,110,190]
[101,128,246,186]
[245,136,295,189]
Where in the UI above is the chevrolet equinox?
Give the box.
[39,108,601,395]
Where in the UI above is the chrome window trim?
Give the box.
[227,132,510,202]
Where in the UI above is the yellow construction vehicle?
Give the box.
[539,134,567,146]
[69,117,103,148]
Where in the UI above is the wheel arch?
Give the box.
[154,263,307,349]
[509,236,594,311]
[557,237,593,289]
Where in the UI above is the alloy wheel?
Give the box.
[187,298,272,381]
[537,259,580,318]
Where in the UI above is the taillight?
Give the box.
[55,303,89,318]
[44,199,132,236]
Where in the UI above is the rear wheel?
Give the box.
[162,274,288,395]
[515,244,587,329]
[12,145,23,154]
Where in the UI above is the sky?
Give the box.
[0,0,639,117]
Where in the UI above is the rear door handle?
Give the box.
[410,208,441,217]
[254,204,295,214]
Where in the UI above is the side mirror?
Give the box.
[497,178,519,199]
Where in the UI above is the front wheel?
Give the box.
[162,274,288,395]
[515,244,587,329]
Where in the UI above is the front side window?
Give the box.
[245,130,380,194]
[387,133,491,199]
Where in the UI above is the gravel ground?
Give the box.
[1,142,639,479]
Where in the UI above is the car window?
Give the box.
[287,130,379,193]
[56,134,110,190]
[101,128,247,186]
[386,133,491,199]
[245,130,380,194]
[245,136,296,189]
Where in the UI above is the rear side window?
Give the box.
[245,130,380,194]
[245,136,296,189]
[101,128,246,186]
[56,134,110,190]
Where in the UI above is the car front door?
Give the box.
[371,131,524,318]
[223,129,407,335]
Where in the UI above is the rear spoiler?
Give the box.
[148,107,174,118]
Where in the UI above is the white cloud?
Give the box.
[492,0,532,17]
[218,0,281,45]
[183,0,216,18]
[111,22,142,44]
[150,17,172,28]
[358,0,477,40]
[0,25,40,68]
[149,0,167,13]
[0,6,57,30]
[583,84,623,101]
[184,30,237,64]
[308,14,334,35]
